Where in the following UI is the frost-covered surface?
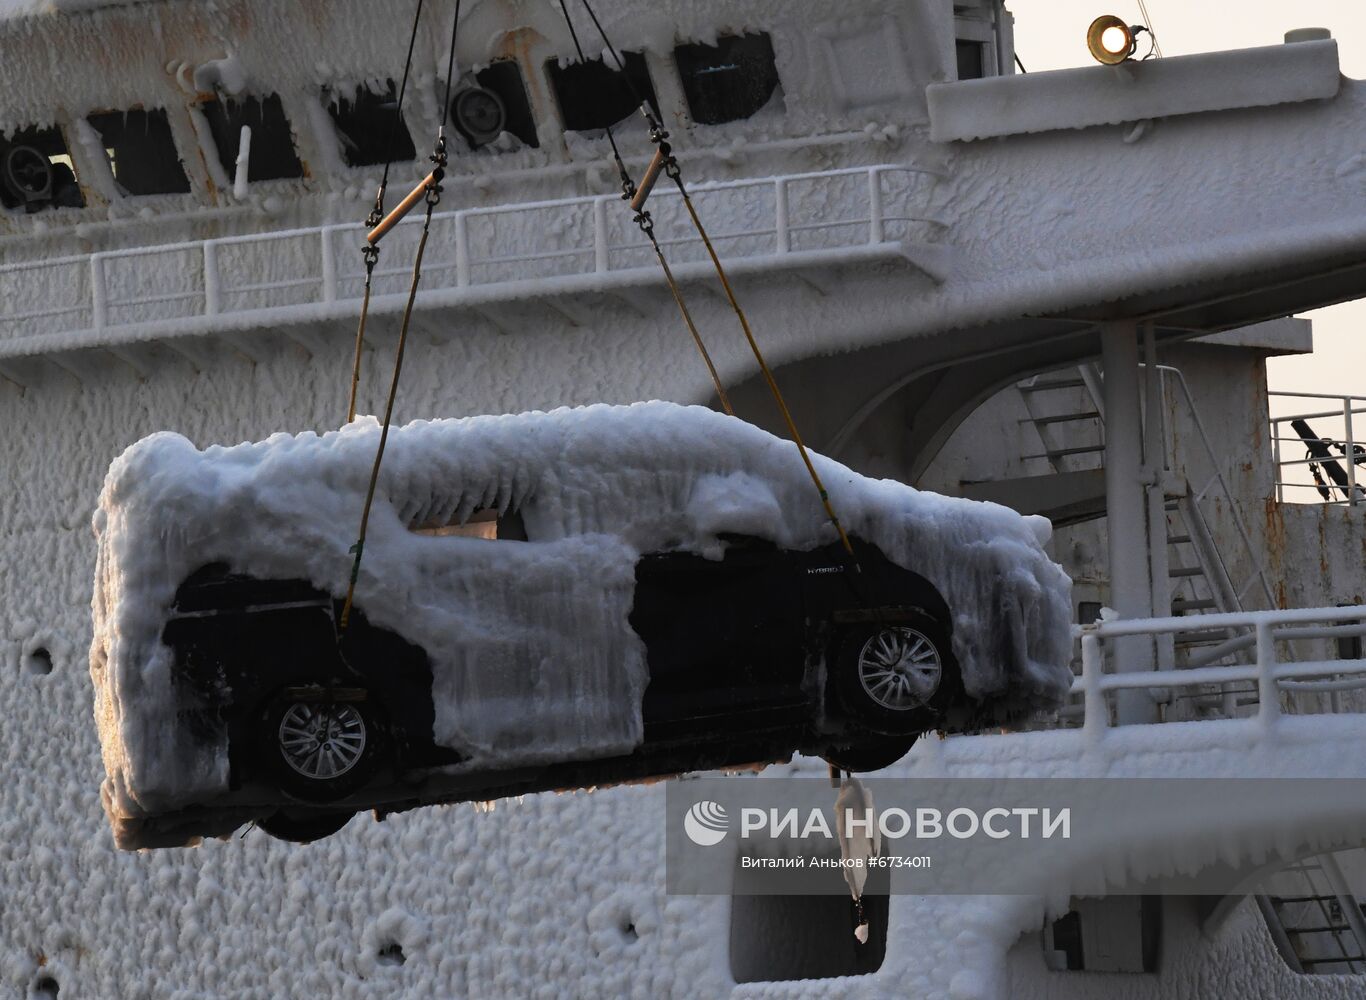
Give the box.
[928,40,1341,142]
[92,401,1072,819]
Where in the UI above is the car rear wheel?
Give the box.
[823,734,918,773]
[833,615,959,735]
[257,809,352,844]
[262,693,381,802]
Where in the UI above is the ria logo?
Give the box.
[683,801,729,846]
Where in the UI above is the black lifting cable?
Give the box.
[339,0,462,632]
[570,0,857,563]
[556,0,733,417]
[348,0,429,424]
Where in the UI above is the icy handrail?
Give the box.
[1069,604,1366,732]
[0,164,940,344]
[1270,391,1365,507]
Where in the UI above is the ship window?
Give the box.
[326,80,416,168]
[87,109,191,196]
[546,51,658,134]
[450,61,539,150]
[200,93,304,182]
[0,124,85,212]
[956,39,986,80]
[675,32,781,125]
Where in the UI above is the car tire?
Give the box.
[261,693,382,802]
[257,809,353,844]
[833,614,959,735]
[823,734,918,773]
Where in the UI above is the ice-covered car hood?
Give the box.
[90,402,1073,823]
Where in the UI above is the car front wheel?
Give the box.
[262,694,381,801]
[833,615,959,735]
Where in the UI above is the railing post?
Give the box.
[868,168,885,244]
[1345,397,1358,506]
[320,227,338,303]
[593,197,609,274]
[1081,632,1107,736]
[1271,417,1283,504]
[89,253,107,331]
[774,177,790,254]
[455,213,471,288]
[1256,619,1279,724]
[202,241,220,316]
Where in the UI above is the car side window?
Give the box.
[410,507,528,541]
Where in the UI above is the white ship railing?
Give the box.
[0,164,940,347]
[1270,391,1365,507]
[1070,604,1366,732]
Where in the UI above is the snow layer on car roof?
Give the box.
[90,401,1072,823]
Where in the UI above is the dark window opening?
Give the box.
[0,125,85,212]
[730,857,889,981]
[450,61,539,150]
[546,51,658,134]
[1045,897,1160,973]
[87,109,191,196]
[200,94,304,182]
[326,80,416,168]
[1078,601,1103,626]
[956,39,987,80]
[675,32,781,125]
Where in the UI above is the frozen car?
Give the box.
[91,403,1073,849]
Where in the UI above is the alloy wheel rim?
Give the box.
[857,626,942,711]
[278,702,367,780]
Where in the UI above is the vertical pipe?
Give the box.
[89,253,107,331]
[1103,320,1158,724]
[774,177,790,254]
[1143,327,1173,671]
[593,197,609,274]
[1272,417,1283,503]
[203,241,220,316]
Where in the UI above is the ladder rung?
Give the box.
[1168,534,1192,544]
[1031,411,1102,425]
[1020,378,1086,391]
[1284,924,1352,934]
[1022,445,1106,460]
[1172,599,1217,611]
[1301,956,1365,965]
[1169,567,1203,578]
[1276,895,1335,904]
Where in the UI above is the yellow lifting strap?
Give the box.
[632,136,857,562]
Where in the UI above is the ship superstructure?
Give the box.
[0,0,1364,996]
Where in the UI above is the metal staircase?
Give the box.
[1013,363,1270,633]
[1257,854,1366,975]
